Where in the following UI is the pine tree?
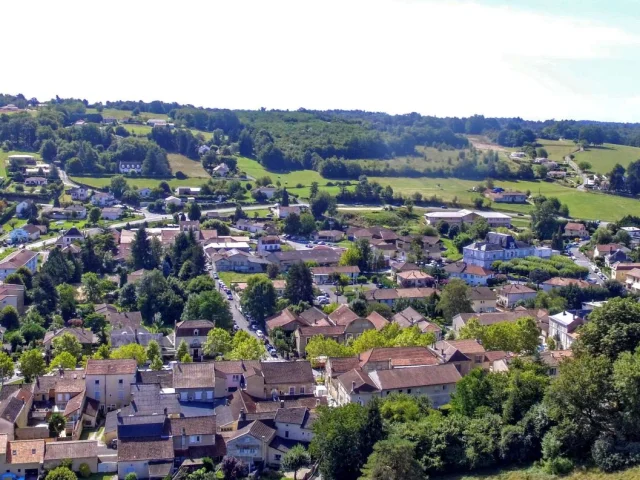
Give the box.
[131,227,153,270]
[281,188,290,207]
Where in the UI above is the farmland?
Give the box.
[167,154,210,179]
[86,108,169,121]
[573,143,640,174]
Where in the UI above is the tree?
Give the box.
[226,332,266,360]
[626,159,640,195]
[310,191,336,218]
[299,213,317,235]
[82,272,101,303]
[266,263,280,279]
[577,161,592,172]
[233,204,246,222]
[111,343,147,366]
[241,275,277,322]
[0,306,19,330]
[285,262,314,305]
[281,188,290,207]
[119,282,138,311]
[146,340,161,363]
[93,344,111,360]
[176,340,189,361]
[56,283,77,321]
[89,207,101,224]
[182,291,233,329]
[438,279,473,321]
[41,139,58,162]
[131,226,155,270]
[84,313,107,334]
[284,213,302,235]
[608,163,626,192]
[124,474,137,480]
[49,352,78,371]
[305,335,354,363]
[203,328,233,357]
[282,444,310,480]
[188,201,202,221]
[48,411,67,437]
[19,348,46,381]
[0,352,15,381]
[360,439,424,480]
[33,273,59,315]
[52,332,83,359]
[150,356,163,371]
[46,466,77,480]
[220,456,246,480]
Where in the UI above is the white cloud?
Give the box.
[3,0,639,120]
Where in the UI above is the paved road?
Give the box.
[569,242,605,285]
[58,169,79,188]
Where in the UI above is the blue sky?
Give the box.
[4,0,640,122]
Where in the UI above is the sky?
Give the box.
[4,0,640,122]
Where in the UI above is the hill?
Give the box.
[573,143,640,174]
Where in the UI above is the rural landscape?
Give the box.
[5,1,640,477]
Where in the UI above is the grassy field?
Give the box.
[122,124,153,136]
[354,146,470,171]
[86,108,168,121]
[218,272,260,285]
[70,176,208,189]
[573,143,640,174]
[2,219,27,233]
[0,150,43,179]
[435,465,640,480]
[537,139,579,160]
[167,154,210,178]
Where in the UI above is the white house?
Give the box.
[164,196,182,207]
[463,232,550,269]
[16,200,34,218]
[69,187,91,201]
[254,187,277,199]
[0,250,39,280]
[101,207,123,220]
[548,311,583,350]
[24,177,47,186]
[212,163,230,176]
[118,161,142,174]
[274,205,301,219]
[91,192,116,207]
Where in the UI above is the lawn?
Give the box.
[70,176,207,189]
[536,139,579,160]
[86,108,169,121]
[122,124,153,136]
[0,150,42,180]
[47,215,144,232]
[2,219,27,233]
[434,465,640,480]
[573,143,640,174]
[218,272,261,285]
[168,154,210,178]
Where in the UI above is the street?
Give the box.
[569,242,605,285]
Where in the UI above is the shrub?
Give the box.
[78,464,91,478]
[296,183,303,188]
[175,171,186,179]
[357,275,368,284]
[543,457,574,475]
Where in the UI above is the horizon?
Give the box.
[4,0,640,122]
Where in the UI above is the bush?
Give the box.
[78,464,91,478]
[175,171,186,179]
[357,275,368,284]
[543,457,574,475]
[296,183,303,188]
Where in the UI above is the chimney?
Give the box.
[351,381,356,393]
[239,408,246,422]
[280,400,284,408]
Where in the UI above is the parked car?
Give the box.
[256,330,264,338]
[317,297,330,305]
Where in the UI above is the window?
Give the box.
[31,449,35,454]
[289,387,295,395]
[119,379,123,384]
[190,435,201,444]
[285,431,289,438]
[275,454,281,461]
[398,390,403,394]
[94,380,100,385]
[193,329,199,336]
[299,387,305,394]
[407,389,412,394]
[442,385,447,390]
[11,451,16,456]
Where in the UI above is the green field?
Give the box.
[573,143,640,174]
[434,465,640,480]
[70,176,208,189]
[536,139,579,160]
[168,154,210,178]
[122,124,153,136]
[0,150,43,180]
[86,108,169,121]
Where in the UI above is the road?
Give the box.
[58,169,79,188]
[569,242,605,285]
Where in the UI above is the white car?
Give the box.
[256,330,264,338]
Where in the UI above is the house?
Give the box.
[266,309,308,334]
[395,270,434,288]
[4,439,45,477]
[91,192,116,207]
[625,268,640,293]
[606,249,629,267]
[43,328,97,353]
[0,284,25,314]
[485,190,528,203]
[563,222,588,239]
[430,339,486,376]
[424,209,476,226]
[363,287,437,306]
[224,420,275,467]
[56,226,84,246]
[266,249,341,270]
[167,415,219,461]
[0,250,38,280]
[234,219,268,234]
[84,359,138,411]
[541,277,591,292]
[104,310,144,330]
[211,250,269,273]
[274,205,301,219]
[351,227,398,243]
[547,170,567,179]
[463,232,551,269]
[272,407,316,443]
[453,263,495,287]
[452,309,549,334]
[538,350,573,377]
[334,363,461,407]
[245,361,314,399]
[24,177,47,186]
[20,224,42,241]
[69,187,91,201]
[110,325,164,350]
[257,235,281,253]
[469,286,497,312]
[593,243,627,258]
[253,187,277,199]
[44,441,98,473]
[273,279,286,297]
[391,307,442,340]
[174,320,215,361]
[47,205,87,220]
[315,230,345,242]
[118,161,143,174]
[175,187,201,196]
[101,207,123,220]
[164,196,182,207]
[311,266,360,284]
[15,200,34,218]
[147,118,167,127]
[497,284,537,307]
[212,163,230,176]
[0,386,33,440]
[118,437,174,480]
[611,262,640,282]
[172,362,225,401]
[548,311,584,350]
